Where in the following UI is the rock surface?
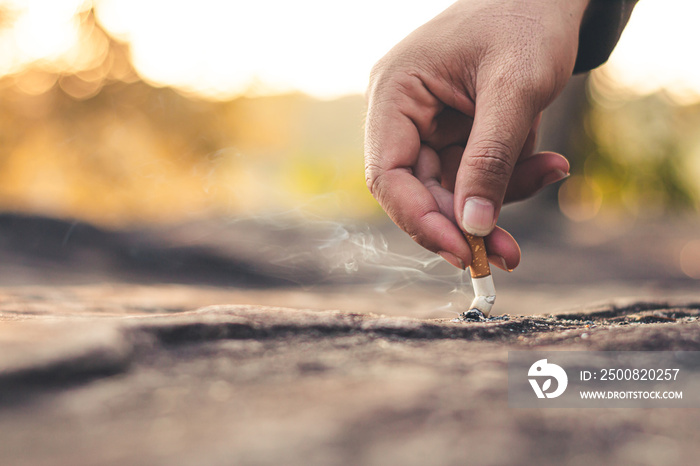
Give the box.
[1,286,700,466]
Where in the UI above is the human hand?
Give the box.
[364,0,589,270]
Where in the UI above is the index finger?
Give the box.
[365,83,471,267]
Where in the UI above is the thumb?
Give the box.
[455,89,538,236]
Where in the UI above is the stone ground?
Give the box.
[1,210,700,465]
[1,285,700,466]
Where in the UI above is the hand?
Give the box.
[364,0,588,270]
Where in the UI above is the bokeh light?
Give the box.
[2,0,699,101]
[93,0,455,99]
[569,0,700,221]
[558,176,603,222]
[0,0,699,227]
[0,0,459,100]
[679,239,700,279]
[593,0,700,105]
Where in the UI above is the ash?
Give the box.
[460,309,486,321]
[455,311,511,322]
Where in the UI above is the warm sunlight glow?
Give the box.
[93,0,455,99]
[594,0,700,104]
[2,0,699,101]
[0,0,90,75]
[1,0,700,225]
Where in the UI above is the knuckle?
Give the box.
[408,229,431,252]
[368,56,404,93]
[465,140,515,180]
[408,211,441,253]
[409,232,430,251]
[487,58,559,111]
[520,66,560,104]
[365,169,381,198]
[368,59,388,92]
[367,58,396,103]
[368,49,434,105]
[365,163,382,195]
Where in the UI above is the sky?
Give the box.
[0,0,699,101]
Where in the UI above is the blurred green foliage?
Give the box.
[0,78,375,226]
[0,4,377,226]
[564,86,700,220]
[2,3,699,229]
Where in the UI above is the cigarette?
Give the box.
[464,233,496,316]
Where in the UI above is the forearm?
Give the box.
[574,0,639,73]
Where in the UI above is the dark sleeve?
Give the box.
[573,0,639,73]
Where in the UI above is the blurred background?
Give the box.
[0,0,699,316]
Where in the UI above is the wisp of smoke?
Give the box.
[221,208,472,315]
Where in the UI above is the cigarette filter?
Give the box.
[464,233,496,316]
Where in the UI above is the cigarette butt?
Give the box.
[463,233,496,316]
[464,233,490,278]
[469,275,496,316]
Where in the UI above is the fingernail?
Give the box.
[541,169,570,186]
[489,255,510,272]
[462,197,495,236]
[438,251,465,270]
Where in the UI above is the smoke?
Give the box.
[193,153,474,315]
[315,223,440,278]
[242,212,450,281]
[215,209,473,315]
